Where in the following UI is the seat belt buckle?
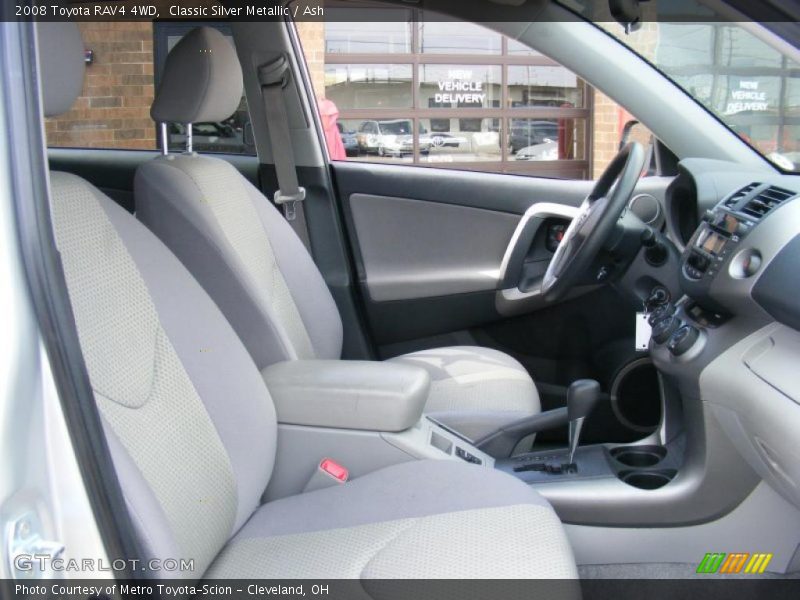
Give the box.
[274,187,306,221]
[303,458,349,493]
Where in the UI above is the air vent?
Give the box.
[740,185,795,220]
[724,183,760,208]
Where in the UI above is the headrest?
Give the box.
[36,22,85,118]
[151,27,243,124]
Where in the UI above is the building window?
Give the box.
[324,64,413,109]
[418,118,501,164]
[507,65,586,108]
[324,15,412,54]
[419,65,502,110]
[419,19,502,55]
[305,7,593,178]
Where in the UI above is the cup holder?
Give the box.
[620,469,676,490]
[610,445,667,467]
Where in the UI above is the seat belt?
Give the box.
[257,55,312,251]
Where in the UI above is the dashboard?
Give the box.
[652,158,800,511]
[681,182,798,320]
[664,159,800,337]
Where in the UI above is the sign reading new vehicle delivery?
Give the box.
[726,79,769,114]
[435,70,486,105]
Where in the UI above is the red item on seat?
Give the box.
[319,458,349,482]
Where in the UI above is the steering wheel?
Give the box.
[541,142,646,302]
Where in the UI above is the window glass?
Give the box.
[507,39,544,57]
[419,19,502,55]
[324,10,412,54]
[508,118,588,160]
[420,65,502,110]
[508,65,585,108]
[606,20,800,172]
[46,23,255,155]
[418,118,501,164]
[298,5,599,179]
[324,64,413,109]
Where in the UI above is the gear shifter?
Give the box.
[567,379,601,465]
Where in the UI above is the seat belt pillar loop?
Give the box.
[258,55,311,243]
[273,187,306,221]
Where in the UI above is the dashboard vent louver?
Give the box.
[724,183,760,207]
[740,185,796,220]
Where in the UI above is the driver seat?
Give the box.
[135,27,541,443]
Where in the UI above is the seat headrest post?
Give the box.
[160,123,169,156]
[185,123,193,154]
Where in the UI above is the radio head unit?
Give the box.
[681,208,754,287]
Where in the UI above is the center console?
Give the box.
[496,442,682,491]
[682,208,754,285]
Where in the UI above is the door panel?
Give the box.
[350,194,519,302]
[335,161,590,348]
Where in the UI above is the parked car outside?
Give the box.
[515,139,559,161]
[357,119,432,157]
[509,119,559,154]
[337,122,359,157]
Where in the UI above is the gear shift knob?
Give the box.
[567,379,601,465]
[567,379,602,421]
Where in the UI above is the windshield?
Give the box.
[591,20,800,172]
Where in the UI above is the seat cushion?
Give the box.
[390,346,541,442]
[206,460,577,579]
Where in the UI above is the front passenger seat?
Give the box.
[38,21,577,582]
[136,27,541,443]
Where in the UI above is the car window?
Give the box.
[295,5,651,179]
[45,22,255,156]
[378,121,412,135]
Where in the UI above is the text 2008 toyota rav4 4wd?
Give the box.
[1,1,800,598]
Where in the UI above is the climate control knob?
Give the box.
[667,325,700,357]
[652,316,681,345]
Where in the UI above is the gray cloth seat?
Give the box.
[208,460,576,579]
[38,22,577,582]
[135,26,541,442]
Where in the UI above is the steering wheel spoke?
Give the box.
[541,143,645,302]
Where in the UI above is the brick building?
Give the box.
[46,22,156,149]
